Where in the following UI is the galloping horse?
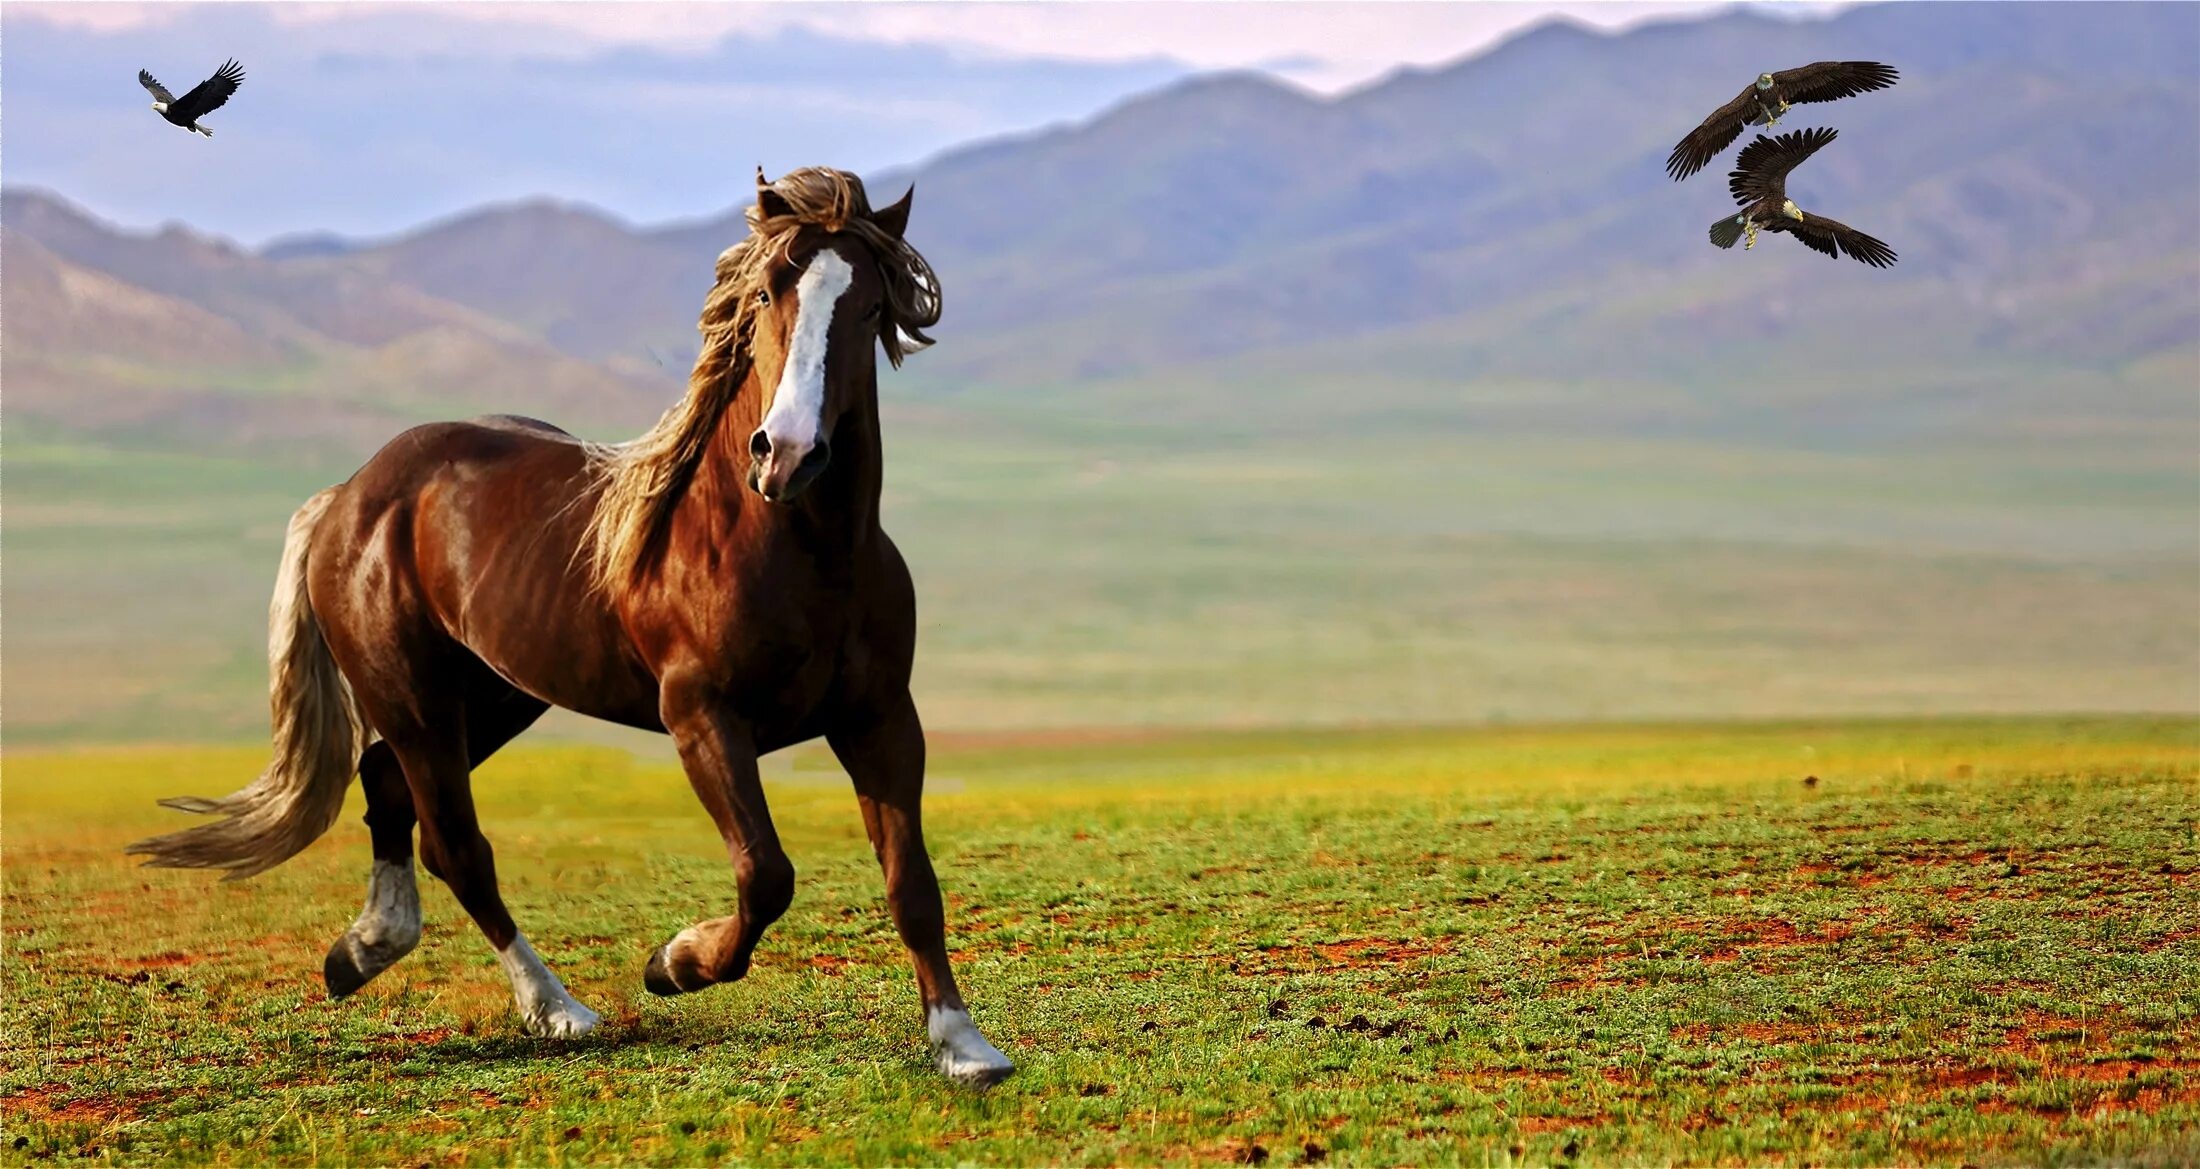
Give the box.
[126,168,1014,1086]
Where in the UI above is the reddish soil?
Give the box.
[1923,1065,2019,1089]
[1309,937,1455,968]
[118,951,194,970]
[2,1084,164,1126]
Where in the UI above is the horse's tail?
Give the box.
[126,487,368,880]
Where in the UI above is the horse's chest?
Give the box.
[695,589,855,712]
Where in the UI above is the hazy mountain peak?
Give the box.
[259,231,361,261]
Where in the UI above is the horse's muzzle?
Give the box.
[748,429,832,503]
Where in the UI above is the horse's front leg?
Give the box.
[828,695,1014,1086]
[645,683,796,995]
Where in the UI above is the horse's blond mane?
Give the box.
[584,167,940,591]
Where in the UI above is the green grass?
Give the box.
[5,717,2197,1165]
[6,410,2196,743]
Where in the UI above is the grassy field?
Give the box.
[5,717,2197,1165]
[6,404,2196,742]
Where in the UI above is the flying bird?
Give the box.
[1708,126,1896,268]
[1666,61,1897,181]
[139,59,245,137]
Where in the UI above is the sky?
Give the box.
[13,2,1838,91]
[3,1,1844,243]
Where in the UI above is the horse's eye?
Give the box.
[756,288,772,307]
[863,303,883,321]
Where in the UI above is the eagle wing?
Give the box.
[1665,85,1757,181]
[172,59,244,122]
[137,70,176,104]
[1764,218,1838,258]
[1772,61,1899,105]
[1771,212,1898,267]
[1727,126,1838,206]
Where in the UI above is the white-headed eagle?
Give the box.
[139,59,244,138]
[1666,61,1897,181]
[1708,127,1897,268]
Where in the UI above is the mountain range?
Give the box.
[7,0,2196,458]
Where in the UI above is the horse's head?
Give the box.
[741,170,925,504]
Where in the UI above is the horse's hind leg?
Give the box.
[360,677,596,1038]
[322,688,547,998]
[400,728,599,1037]
[828,695,1013,1086]
[322,742,425,996]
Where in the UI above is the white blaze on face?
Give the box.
[760,248,857,457]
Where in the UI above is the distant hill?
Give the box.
[857,0,2198,431]
[7,1,2195,456]
[325,199,704,364]
[1,191,675,454]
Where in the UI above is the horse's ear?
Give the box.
[756,167,794,220]
[872,185,914,240]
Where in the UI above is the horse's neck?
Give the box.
[693,367,883,555]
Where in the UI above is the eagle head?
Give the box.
[1780,199,1804,221]
[150,100,168,113]
[1755,73,1775,91]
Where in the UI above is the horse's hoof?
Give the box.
[643,945,685,996]
[937,1047,1020,1091]
[929,1007,1015,1088]
[323,940,370,999]
[938,1050,1015,1088]
[520,997,601,1039]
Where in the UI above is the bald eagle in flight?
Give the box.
[1709,127,1897,268]
[1666,61,1897,181]
[139,59,244,137]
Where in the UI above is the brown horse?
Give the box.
[126,168,1013,1086]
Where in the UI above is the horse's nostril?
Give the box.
[749,429,772,459]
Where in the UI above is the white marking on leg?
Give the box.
[927,1005,1013,1085]
[759,249,855,455]
[338,859,422,980]
[495,933,600,1039]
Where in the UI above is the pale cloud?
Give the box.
[13,1,1847,91]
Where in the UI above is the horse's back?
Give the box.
[344,416,591,497]
[472,414,577,440]
[313,416,659,726]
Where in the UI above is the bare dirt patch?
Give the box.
[1310,938,1455,968]
[3,1084,166,1126]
